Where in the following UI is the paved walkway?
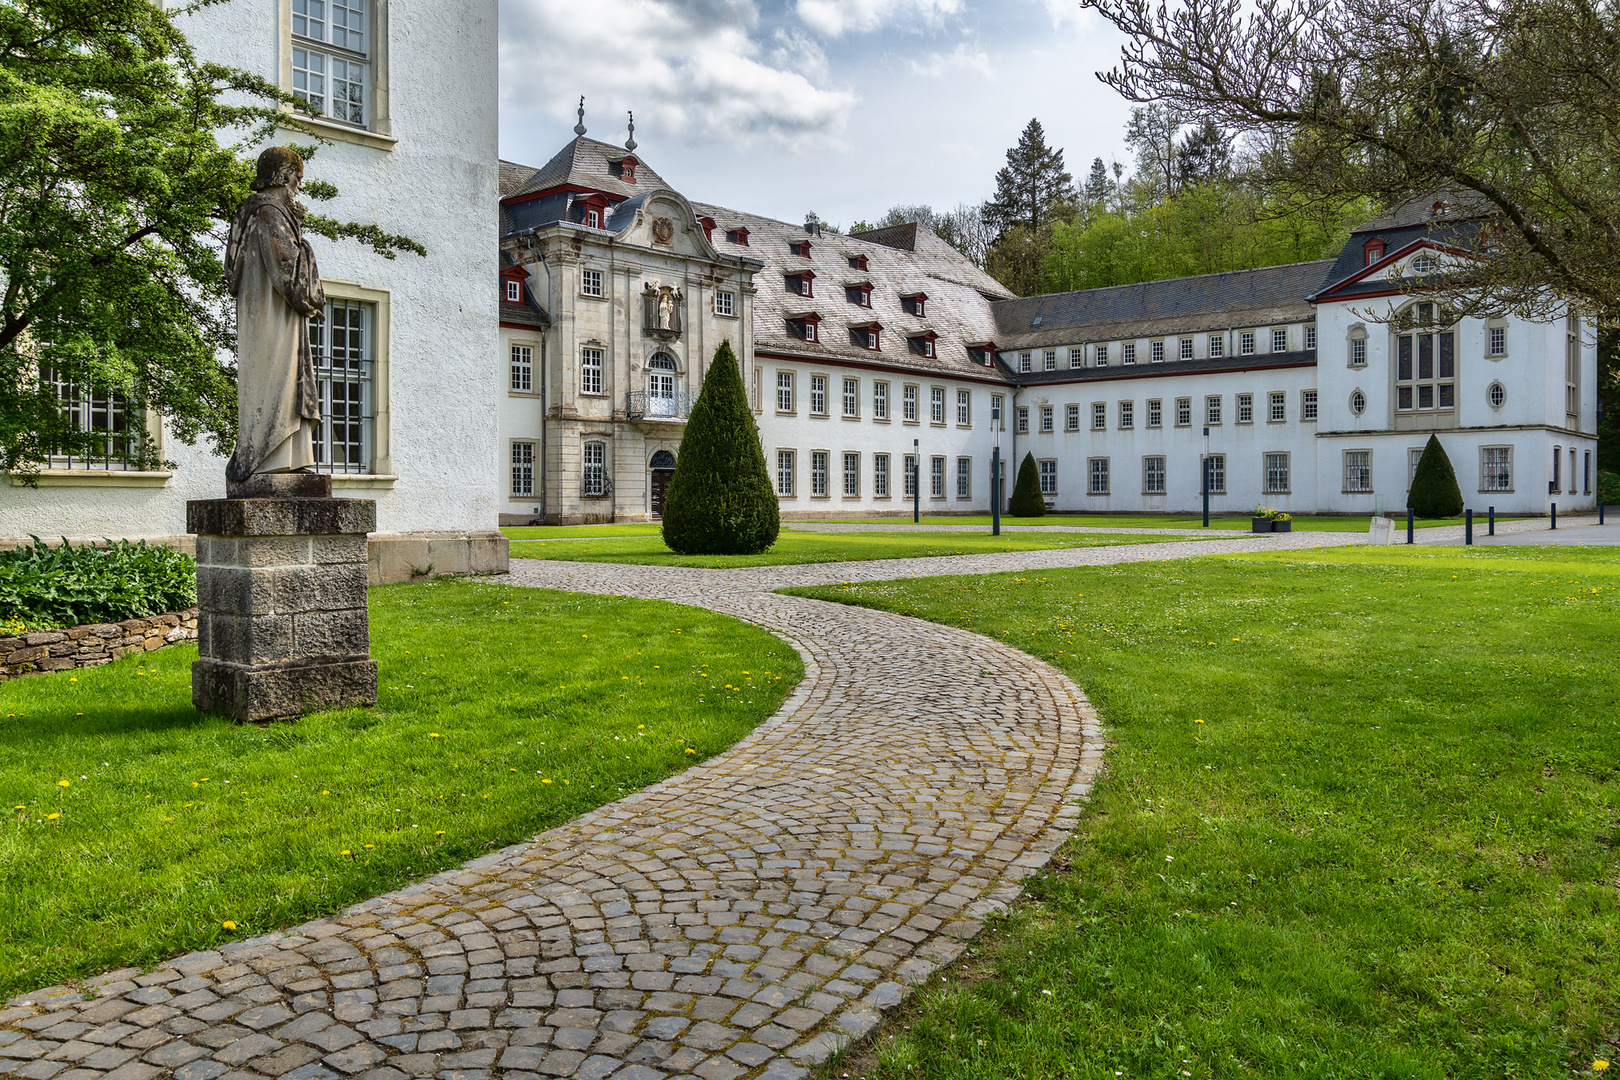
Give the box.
[0,525,1510,1080]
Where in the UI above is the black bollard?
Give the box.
[1466,508,1473,545]
[1407,507,1415,545]
[1551,502,1557,530]
[1602,502,1607,525]
[1488,506,1495,536]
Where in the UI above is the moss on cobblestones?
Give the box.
[796,547,1620,1080]
[0,579,800,999]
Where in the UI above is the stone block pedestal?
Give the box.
[187,497,378,721]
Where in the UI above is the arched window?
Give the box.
[650,450,676,470]
[1347,326,1367,368]
[647,353,677,416]
[1394,302,1456,413]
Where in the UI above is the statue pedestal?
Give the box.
[186,497,377,721]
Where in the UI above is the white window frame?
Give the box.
[580,269,604,298]
[1205,453,1226,494]
[1487,323,1506,357]
[1175,398,1191,427]
[1272,328,1288,353]
[1088,457,1110,496]
[1044,349,1057,371]
[874,453,890,498]
[1091,402,1106,430]
[843,452,860,497]
[1480,446,1513,493]
[290,0,371,129]
[1240,331,1255,356]
[1094,344,1108,368]
[1151,340,1165,364]
[1208,334,1223,358]
[1269,391,1286,423]
[1343,450,1371,493]
[582,441,607,497]
[1236,393,1254,424]
[777,371,795,413]
[1122,342,1135,365]
[810,375,828,416]
[930,456,946,499]
[1119,400,1133,430]
[1040,405,1054,432]
[1065,403,1080,431]
[1070,347,1085,369]
[715,290,735,317]
[1179,338,1194,361]
[1143,456,1166,495]
[1305,326,1317,350]
[956,456,972,499]
[510,343,533,394]
[1039,459,1058,496]
[580,347,604,396]
[1146,399,1162,428]
[930,387,946,425]
[1351,390,1366,416]
[510,441,534,498]
[842,377,859,418]
[903,384,919,423]
[1264,452,1290,494]
[1017,407,1029,433]
[956,389,971,426]
[873,381,888,420]
[310,296,376,474]
[505,279,521,303]
[1018,351,1032,373]
[904,454,917,498]
[811,450,829,497]
[1206,395,1222,425]
[1302,389,1318,421]
[777,450,795,496]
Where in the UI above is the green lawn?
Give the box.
[503,524,667,540]
[0,579,800,999]
[508,531,1181,568]
[824,513,1523,532]
[795,547,1619,1080]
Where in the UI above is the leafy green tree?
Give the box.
[661,341,780,555]
[1407,435,1464,518]
[0,0,421,476]
[1008,452,1047,517]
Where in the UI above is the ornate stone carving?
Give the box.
[641,282,682,340]
[651,216,675,245]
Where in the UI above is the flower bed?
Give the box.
[0,609,198,683]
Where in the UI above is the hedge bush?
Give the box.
[0,538,196,630]
[661,340,781,555]
[1407,435,1465,518]
[1008,451,1047,517]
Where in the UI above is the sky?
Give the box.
[496,0,1139,229]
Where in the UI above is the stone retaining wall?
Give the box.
[0,608,199,682]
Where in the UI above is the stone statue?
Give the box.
[224,147,325,483]
[658,289,675,330]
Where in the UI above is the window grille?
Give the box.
[956,457,972,498]
[1264,452,1290,494]
[581,348,604,395]
[1343,450,1371,493]
[810,375,827,415]
[1269,392,1286,422]
[582,442,608,497]
[1147,399,1162,428]
[511,442,534,497]
[873,382,888,419]
[904,454,917,498]
[874,454,889,497]
[777,371,794,412]
[1481,447,1512,492]
[1143,456,1166,494]
[844,452,860,497]
[511,344,533,393]
[930,456,945,497]
[957,390,971,425]
[930,387,945,424]
[903,385,918,422]
[1119,400,1133,429]
[1039,460,1058,495]
[1302,390,1318,421]
[1088,458,1109,495]
[42,369,136,470]
[1205,454,1226,494]
[811,451,828,496]
[311,298,372,473]
[777,450,795,495]
[843,378,859,417]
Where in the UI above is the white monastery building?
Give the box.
[0,0,508,581]
[497,124,1597,524]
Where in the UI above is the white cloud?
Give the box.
[794,0,964,37]
[903,42,993,80]
[499,0,856,150]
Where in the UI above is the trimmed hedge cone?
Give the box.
[1407,434,1464,518]
[661,340,781,555]
[1008,451,1047,517]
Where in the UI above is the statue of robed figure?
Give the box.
[224,147,325,482]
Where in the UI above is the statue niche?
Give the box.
[642,283,682,341]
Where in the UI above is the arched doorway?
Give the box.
[647,353,677,417]
[649,449,676,518]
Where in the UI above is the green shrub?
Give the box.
[1008,452,1047,517]
[661,340,781,555]
[0,538,196,631]
[1407,435,1464,518]
[1598,469,1620,505]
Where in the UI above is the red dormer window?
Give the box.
[1364,238,1386,266]
[500,264,531,305]
[848,254,868,271]
[852,322,882,351]
[846,282,872,307]
[586,210,599,228]
[968,342,997,366]
[791,240,812,258]
[505,280,521,303]
[576,192,612,231]
[699,216,716,242]
[902,293,927,317]
[790,312,822,342]
[726,227,750,245]
[909,331,938,358]
[787,270,816,298]
[612,155,639,183]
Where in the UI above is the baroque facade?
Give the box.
[0,0,507,581]
[499,131,1598,524]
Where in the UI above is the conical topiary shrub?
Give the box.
[1407,434,1464,518]
[661,340,780,555]
[1008,451,1047,516]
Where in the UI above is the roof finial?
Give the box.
[574,96,586,136]
[625,111,637,152]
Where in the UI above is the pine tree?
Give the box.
[1008,452,1047,517]
[984,120,1076,240]
[660,341,780,554]
[1407,435,1464,518]
[1082,157,1115,222]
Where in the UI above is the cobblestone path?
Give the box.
[2,532,1374,1080]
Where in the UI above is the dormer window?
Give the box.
[790,241,812,258]
[805,321,818,342]
[848,254,868,271]
[726,227,750,245]
[505,280,521,303]
[586,209,599,228]
[789,312,822,343]
[967,343,997,367]
[611,155,638,183]
[1364,238,1385,266]
[846,282,873,307]
[909,332,938,359]
[850,323,882,351]
[786,271,815,298]
[901,293,927,317]
[699,216,716,242]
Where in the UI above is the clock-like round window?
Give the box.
[1350,390,1366,416]
[1488,382,1506,408]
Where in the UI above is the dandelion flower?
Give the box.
[69,677,77,683]
[1194,719,1205,724]
[541,778,552,784]
[322,790,330,795]
[45,813,60,821]
[429,733,441,739]
[221,921,237,931]
[434,829,446,836]
[13,805,23,810]
[685,748,696,755]
[1594,1062,1609,1073]
[509,768,517,773]
[57,780,70,788]
[364,844,374,849]
[340,849,352,856]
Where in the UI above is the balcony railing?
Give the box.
[626,390,691,421]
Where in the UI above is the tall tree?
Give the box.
[1124,104,1184,204]
[1084,0,1620,319]
[1177,120,1233,187]
[1082,157,1116,223]
[0,0,420,475]
[983,119,1077,240]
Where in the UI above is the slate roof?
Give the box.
[690,203,1011,381]
[498,255,549,328]
[1011,349,1316,388]
[992,260,1336,352]
[498,137,671,201]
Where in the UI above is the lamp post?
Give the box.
[991,405,1001,537]
[913,438,920,524]
[1201,425,1211,528]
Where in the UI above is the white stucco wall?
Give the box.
[0,0,500,544]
